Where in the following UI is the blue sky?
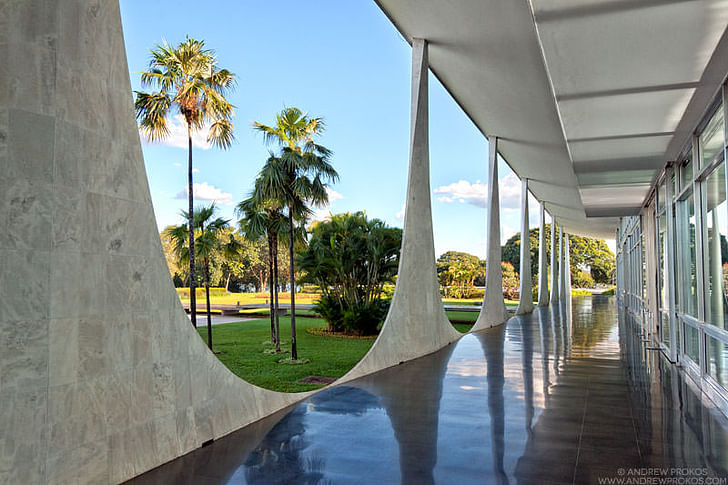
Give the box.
[118,0,602,259]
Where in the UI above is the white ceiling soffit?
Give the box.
[374,0,728,239]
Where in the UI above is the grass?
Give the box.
[199,316,372,393]
[199,316,473,392]
[180,291,319,305]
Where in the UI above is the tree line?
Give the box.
[437,223,616,300]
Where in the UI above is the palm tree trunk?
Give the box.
[273,235,281,353]
[204,259,212,350]
[187,126,197,327]
[267,232,276,346]
[288,207,297,360]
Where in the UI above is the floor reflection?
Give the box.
[128,296,728,484]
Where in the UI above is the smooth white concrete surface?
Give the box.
[0,5,457,483]
[516,179,534,315]
[564,234,572,303]
[550,222,559,303]
[338,38,461,382]
[472,136,509,331]
[559,228,566,300]
[537,203,549,306]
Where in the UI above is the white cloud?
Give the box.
[173,162,181,167]
[175,182,233,206]
[396,203,406,221]
[311,187,344,222]
[192,168,200,173]
[434,173,522,210]
[141,114,213,150]
[435,180,487,207]
[499,173,521,209]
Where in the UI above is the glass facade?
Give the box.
[676,191,698,318]
[617,88,728,402]
[703,162,728,329]
[701,105,725,168]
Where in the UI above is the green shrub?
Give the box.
[602,287,616,296]
[571,288,592,296]
[298,212,401,336]
[313,293,389,335]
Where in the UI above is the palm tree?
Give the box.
[237,188,287,352]
[253,111,338,359]
[135,36,236,328]
[165,204,240,350]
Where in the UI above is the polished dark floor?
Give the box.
[128,297,728,484]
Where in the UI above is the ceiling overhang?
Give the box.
[375,0,728,239]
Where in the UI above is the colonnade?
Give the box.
[404,40,572,334]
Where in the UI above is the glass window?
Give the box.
[641,231,647,301]
[703,162,728,328]
[658,179,666,213]
[707,335,728,390]
[700,105,725,168]
[676,192,698,317]
[681,158,693,188]
[658,213,671,346]
[684,324,700,364]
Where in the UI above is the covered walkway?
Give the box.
[129,296,728,484]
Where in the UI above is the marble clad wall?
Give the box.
[0,2,464,483]
[0,1,304,483]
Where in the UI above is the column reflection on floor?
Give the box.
[128,296,728,484]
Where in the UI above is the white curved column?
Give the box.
[564,233,572,304]
[537,202,549,306]
[559,227,566,300]
[550,220,559,303]
[516,179,533,315]
[473,136,509,330]
[340,38,460,381]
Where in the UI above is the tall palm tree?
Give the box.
[237,189,287,352]
[165,204,240,351]
[253,108,338,359]
[135,36,236,327]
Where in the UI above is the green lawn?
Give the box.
[199,317,472,392]
[180,291,319,306]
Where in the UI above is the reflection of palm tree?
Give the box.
[244,406,329,485]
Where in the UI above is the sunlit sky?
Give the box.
[119,0,615,258]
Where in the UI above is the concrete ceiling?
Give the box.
[375,0,728,239]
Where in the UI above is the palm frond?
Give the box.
[135,91,172,141]
[207,119,235,149]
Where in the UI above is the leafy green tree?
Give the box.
[502,262,520,300]
[297,212,402,335]
[165,204,240,350]
[436,251,483,298]
[135,37,236,327]
[253,108,339,359]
